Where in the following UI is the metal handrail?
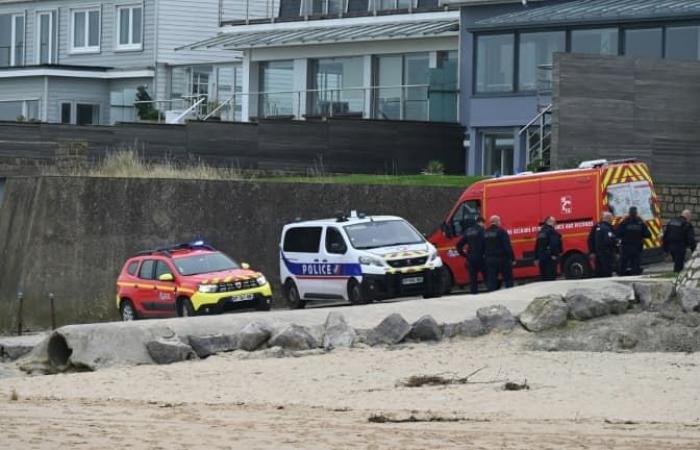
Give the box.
[173,96,207,123]
[519,104,552,135]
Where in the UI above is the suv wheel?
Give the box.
[120,300,138,321]
[348,279,368,305]
[178,298,196,317]
[285,280,306,309]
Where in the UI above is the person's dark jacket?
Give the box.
[594,221,619,257]
[663,216,697,253]
[456,224,485,259]
[616,216,651,253]
[484,224,514,261]
[534,223,562,261]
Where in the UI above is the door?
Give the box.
[153,260,177,316]
[281,226,324,299]
[443,200,481,285]
[322,227,351,299]
[135,259,157,316]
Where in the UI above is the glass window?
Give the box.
[174,253,238,276]
[1,14,26,67]
[518,31,565,92]
[13,15,24,66]
[0,101,23,121]
[325,227,347,254]
[378,0,413,10]
[61,103,72,124]
[476,34,514,93]
[308,57,364,117]
[259,60,294,117]
[428,50,458,123]
[624,28,662,59]
[571,28,618,55]
[404,53,429,120]
[451,200,481,236]
[374,52,429,120]
[0,15,11,67]
[127,261,139,276]
[309,0,344,15]
[170,66,191,99]
[117,5,143,49]
[279,0,302,17]
[666,26,700,61]
[71,8,100,52]
[283,227,323,253]
[347,0,368,13]
[37,12,54,64]
[155,261,173,279]
[482,132,514,176]
[375,54,402,120]
[76,104,100,125]
[606,180,654,221]
[344,220,423,250]
[138,260,155,279]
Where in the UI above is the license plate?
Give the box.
[230,294,254,302]
[402,276,424,286]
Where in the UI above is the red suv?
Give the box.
[116,241,272,321]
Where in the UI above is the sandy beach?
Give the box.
[2,332,700,449]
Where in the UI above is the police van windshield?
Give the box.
[344,220,424,250]
[606,181,655,221]
[174,252,239,276]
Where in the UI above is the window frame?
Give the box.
[115,3,144,51]
[138,259,155,280]
[325,227,348,255]
[283,226,323,253]
[70,6,101,54]
[474,32,516,95]
[35,10,56,64]
[59,101,102,125]
[8,13,26,67]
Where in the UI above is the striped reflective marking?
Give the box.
[384,250,429,260]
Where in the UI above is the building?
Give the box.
[182,0,461,123]
[0,0,234,125]
[448,0,700,176]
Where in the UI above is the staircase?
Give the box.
[519,64,553,171]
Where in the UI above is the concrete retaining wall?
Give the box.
[656,184,700,220]
[0,176,463,333]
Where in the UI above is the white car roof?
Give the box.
[284,215,406,228]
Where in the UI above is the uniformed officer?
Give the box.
[534,216,562,281]
[456,216,486,294]
[593,212,619,278]
[663,209,697,273]
[616,207,651,276]
[483,215,514,292]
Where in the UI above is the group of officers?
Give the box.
[456,208,696,294]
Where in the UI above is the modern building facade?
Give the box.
[449,0,700,175]
[0,0,234,124]
[183,0,461,123]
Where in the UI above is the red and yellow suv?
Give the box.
[116,241,272,321]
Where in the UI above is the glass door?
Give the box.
[482,132,514,176]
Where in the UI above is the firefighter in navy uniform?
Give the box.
[663,209,697,273]
[456,216,486,295]
[594,212,619,278]
[535,216,562,281]
[616,207,651,276]
[484,215,515,291]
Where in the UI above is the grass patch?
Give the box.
[398,367,488,388]
[263,174,481,188]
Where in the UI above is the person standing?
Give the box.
[594,212,619,278]
[456,216,486,295]
[663,209,697,273]
[483,215,515,291]
[616,207,651,275]
[535,216,562,281]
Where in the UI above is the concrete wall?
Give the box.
[656,185,700,220]
[0,176,464,333]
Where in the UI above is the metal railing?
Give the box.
[520,104,552,171]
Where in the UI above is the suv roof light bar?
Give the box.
[135,240,215,257]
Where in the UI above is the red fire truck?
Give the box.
[430,159,664,291]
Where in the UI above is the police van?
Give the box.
[279,212,445,308]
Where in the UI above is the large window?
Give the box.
[429,50,458,122]
[71,8,101,53]
[60,102,100,125]
[571,28,618,55]
[36,11,55,64]
[307,0,344,15]
[259,60,294,117]
[0,14,24,67]
[378,0,412,10]
[518,31,565,91]
[0,100,39,121]
[624,28,662,59]
[476,34,514,93]
[116,4,143,50]
[283,227,322,253]
[308,57,364,117]
[374,52,430,120]
[666,26,700,61]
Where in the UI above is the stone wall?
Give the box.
[656,184,700,220]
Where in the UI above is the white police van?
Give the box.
[279,211,445,308]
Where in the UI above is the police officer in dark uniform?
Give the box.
[594,212,619,277]
[616,206,651,276]
[484,215,514,291]
[456,216,486,294]
[535,216,562,281]
[663,209,697,273]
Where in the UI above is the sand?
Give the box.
[1,333,700,449]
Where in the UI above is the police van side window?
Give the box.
[283,227,323,253]
[126,261,139,276]
[139,260,155,280]
[451,201,481,236]
[325,227,347,254]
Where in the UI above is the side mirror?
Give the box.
[158,273,174,282]
[241,262,251,270]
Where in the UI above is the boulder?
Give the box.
[601,283,634,315]
[367,313,411,346]
[188,334,237,358]
[519,294,569,332]
[268,324,318,351]
[678,287,700,313]
[237,322,272,352]
[146,339,198,365]
[323,312,357,349]
[633,281,674,311]
[564,288,610,321]
[408,315,442,342]
[0,334,46,361]
[476,305,516,332]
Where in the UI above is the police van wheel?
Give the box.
[563,253,591,279]
[348,279,368,305]
[120,300,138,321]
[285,280,306,309]
[178,298,196,317]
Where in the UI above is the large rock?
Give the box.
[188,334,237,358]
[678,287,700,313]
[565,288,611,321]
[408,315,442,341]
[146,338,198,365]
[443,318,487,339]
[323,312,356,349]
[237,322,272,352]
[476,305,516,331]
[633,281,674,311]
[367,313,411,346]
[0,334,46,361]
[519,294,569,332]
[600,283,634,315]
[268,324,318,351]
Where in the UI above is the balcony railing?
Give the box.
[219,0,448,25]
